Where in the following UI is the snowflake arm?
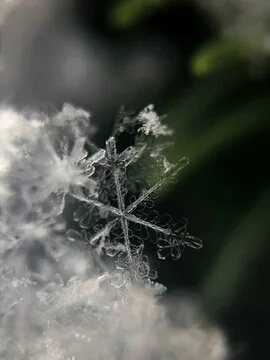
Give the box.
[106,137,133,262]
[125,157,189,214]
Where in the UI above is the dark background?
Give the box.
[3,1,270,359]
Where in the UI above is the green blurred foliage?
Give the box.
[201,188,270,316]
[191,38,246,76]
[109,0,175,28]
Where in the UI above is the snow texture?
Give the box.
[0,103,227,360]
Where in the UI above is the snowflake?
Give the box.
[69,107,203,286]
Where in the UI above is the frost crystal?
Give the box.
[69,108,202,287]
[137,104,173,137]
[0,103,226,360]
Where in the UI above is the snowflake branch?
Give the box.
[111,157,132,262]
[125,158,189,214]
[124,213,171,236]
[70,193,122,217]
[88,219,118,245]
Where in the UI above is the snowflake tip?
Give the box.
[185,235,203,249]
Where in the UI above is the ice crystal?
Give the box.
[68,105,202,287]
[137,104,173,137]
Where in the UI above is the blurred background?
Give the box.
[1,1,270,359]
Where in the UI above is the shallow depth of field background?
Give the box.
[2,1,270,359]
